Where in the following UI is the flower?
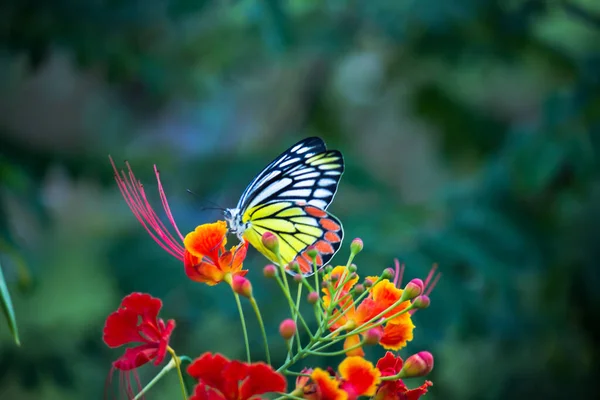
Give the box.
[111,158,248,286]
[184,221,249,286]
[103,292,175,371]
[323,266,415,356]
[374,352,433,400]
[187,353,287,400]
[308,357,381,400]
[391,260,440,315]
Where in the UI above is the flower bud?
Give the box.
[354,284,365,295]
[350,272,358,280]
[306,246,318,260]
[401,279,424,301]
[279,319,297,340]
[381,268,395,280]
[412,295,430,309]
[364,327,383,345]
[263,264,278,278]
[290,262,300,273]
[294,274,303,283]
[399,351,434,378]
[331,273,340,282]
[364,279,373,288]
[307,291,319,304]
[348,264,357,273]
[325,266,333,274]
[295,368,313,390]
[232,275,252,298]
[350,238,363,255]
[262,232,279,252]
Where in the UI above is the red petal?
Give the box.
[239,363,287,400]
[121,292,162,323]
[189,382,227,400]
[376,351,403,376]
[222,360,248,399]
[187,353,230,392]
[154,319,175,366]
[404,381,432,400]
[113,344,159,370]
[103,308,145,348]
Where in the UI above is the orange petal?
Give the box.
[184,221,228,259]
[322,266,359,308]
[311,368,348,400]
[343,334,365,357]
[371,280,411,321]
[184,260,225,286]
[338,356,381,398]
[379,316,415,351]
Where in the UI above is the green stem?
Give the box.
[249,297,271,364]
[167,347,188,400]
[293,284,303,351]
[275,275,313,336]
[133,358,176,400]
[233,291,251,363]
[306,338,365,356]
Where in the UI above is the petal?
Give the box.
[230,241,249,271]
[376,352,403,376]
[222,360,248,400]
[380,317,415,351]
[371,280,411,320]
[338,357,381,397]
[343,335,365,357]
[184,221,228,260]
[103,308,144,347]
[189,382,227,400]
[121,292,163,323]
[113,344,159,370]
[239,363,287,400]
[185,260,226,286]
[154,319,176,366]
[403,381,433,400]
[322,266,358,308]
[187,353,231,392]
[311,368,348,400]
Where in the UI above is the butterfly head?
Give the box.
[224,208,248,240]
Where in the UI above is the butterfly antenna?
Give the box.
[186,189,226,212]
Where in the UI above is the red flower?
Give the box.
[374,352,432,400]
[103,293,175,370]
[187,353,287,400]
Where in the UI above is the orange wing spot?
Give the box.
[319,218,341,231]
[305,206,327,218]
[295,256,312,274]
[325,231,341,243]
[315,240,335,255]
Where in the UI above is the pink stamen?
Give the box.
[109,156,185,261]
[393,259,406,287]
[424,264,441,296]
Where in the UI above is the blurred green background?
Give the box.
[1,0,599,399]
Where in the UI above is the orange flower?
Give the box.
[308,357,381,400]
[183,221,248,286]
[323,266,415,356]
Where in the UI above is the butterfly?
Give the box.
[224,137,344,276]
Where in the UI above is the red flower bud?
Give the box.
[263,264,278,278]
[364,279,373,288]
[401,278,424,301]
[279,319,297,340]
[306,246,318,260]
[350,238,363,254]
[400,351,434,378]
[307,292,319,304]
[354,284,365,295]
[382,268,395,280]
[294,274,303,283]
[364,327,383,345]
[262,232,279,252]
[232,275,252,298]
[412,295,430,309]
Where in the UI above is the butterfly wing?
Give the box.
[241,201,343,276]
[236,137,344,212]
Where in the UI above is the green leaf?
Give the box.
[0,259,20,346]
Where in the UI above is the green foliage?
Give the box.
[0,260,19,346]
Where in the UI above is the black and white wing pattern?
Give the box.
[236,137,344,213]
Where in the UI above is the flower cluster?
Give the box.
[104,159,440,400]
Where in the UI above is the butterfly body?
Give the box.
[224,137,344,276]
